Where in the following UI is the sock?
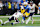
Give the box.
[22,19,24,23]
[0,19,3,24]
[31,17,34,24]
[4,20,9,24]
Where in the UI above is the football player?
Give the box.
[29,1,38,24]
[2,4,23,25]
[20,2,31,24]
[38,2,40,14]
[2,11,23,25]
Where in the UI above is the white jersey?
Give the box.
[29,4,35,13]
[12,12,23,18]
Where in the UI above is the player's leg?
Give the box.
[31,16,34,24]
[4,16,14,25]
[31,14,34,24]
[21,13,26,24]
[4,20,9,24]
[0,19,3,24]
[30,13,34,24]
[21,16,25,24]
[25,12,31,24]
[25,16,31,24]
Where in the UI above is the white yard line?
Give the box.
[0,15,40,18]
[15,26,40,27]
[0,15,40,17]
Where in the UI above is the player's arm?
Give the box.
[35,4,38,9]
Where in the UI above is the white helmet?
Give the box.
[22,2,28,5]
[38,2,40,5]
[30,1,33,4]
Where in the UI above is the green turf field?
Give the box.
[0,16,40,27]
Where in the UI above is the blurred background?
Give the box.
[0,0,40,15]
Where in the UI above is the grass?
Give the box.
[0,16,40,27]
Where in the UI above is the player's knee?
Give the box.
[8,16,14,21]
[9,19,11,21]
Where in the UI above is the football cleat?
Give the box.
[11,23,13,25]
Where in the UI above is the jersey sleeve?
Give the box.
[26,5,31,11]
[26,5,29,9]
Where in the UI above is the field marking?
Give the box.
[0,15,40,21]
[17,26,40,27]
[0,15,40,17]
[0,15,40,18]
[0,26,40,27]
